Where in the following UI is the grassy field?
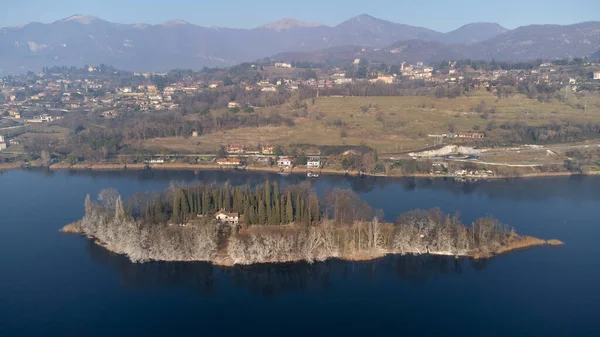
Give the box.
[142,90,600,154]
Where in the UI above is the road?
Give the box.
[480,143,600,157]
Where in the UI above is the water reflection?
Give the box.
[34,168,600,203]
[86,239,488,297]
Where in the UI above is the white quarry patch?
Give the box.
[27,41,47,52]
[409,145,485,158]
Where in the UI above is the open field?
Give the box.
[141,90,600,154]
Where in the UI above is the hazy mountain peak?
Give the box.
[455,22,508,33]
[161,19,190,26]
[260,18,322,31]
[54,15,100,24]
[442,22,509,44]
[353,14,378,22]
[338,14,385,26]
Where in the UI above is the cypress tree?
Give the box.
[273,181,283,225]
[295,194,301,223]
[286,192,294,223]
[258,200,267,224]
[280,195,285,224]
[244,204,252,226]
[265,180,272,209]
[274,197,281,225]
[202,190,209,214]
[264,180,272,223]
[155,195,164,222]
[181,189,190,220]
[172,190,182,223]
[249,205,257,225]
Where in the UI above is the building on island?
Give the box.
[215,210,239,224]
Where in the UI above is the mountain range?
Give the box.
[0,14,599,74]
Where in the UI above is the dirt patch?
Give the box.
[60,221,83,234]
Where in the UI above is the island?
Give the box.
[62,181,563,265]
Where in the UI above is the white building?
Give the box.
[228,102,241,108]
[0,142,6,151]
[215,210,239,224]
[26,114,55,123]
[277,157,293,167]
[146,158,165,164]
[594,72,600,80]
[307,158,321,168]
[274,62,292,68]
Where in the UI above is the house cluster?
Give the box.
[217,144,322,169]
[400,62,434,80]
[431,133,486,139]
[274,62,292,69]
[453,169,495,178]
[216,158,242,166]
[225,144,280,155]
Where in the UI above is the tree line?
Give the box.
[132,180,321,226]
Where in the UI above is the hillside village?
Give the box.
[1,60,599,127]
[1,58,600,178]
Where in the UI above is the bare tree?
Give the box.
[97,188,120,209]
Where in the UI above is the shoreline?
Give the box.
[0,161,592,180]
[60,223,563,267]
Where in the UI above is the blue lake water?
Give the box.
[0,169,599,336]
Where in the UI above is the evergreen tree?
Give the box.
[202,190,210,214]
[243,204,251,225]
[295,194,301,223]
[274,197,281,225]
[286,192,294,223]
[181,189,190,220]
[264,180,272,223]
[249,205,257,224]
[172,190,182,223]
[258,200,267,224]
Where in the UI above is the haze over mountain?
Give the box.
[259,19,322,31]
[0,14,598,74]
[441,23,509,44]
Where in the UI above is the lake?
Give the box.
[1,169,599,336]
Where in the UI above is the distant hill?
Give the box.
[440,22,508,44]
[330,14,442,46]
[0,14,599,74]
[271,21,600,65]
[467,22,600,61]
